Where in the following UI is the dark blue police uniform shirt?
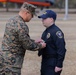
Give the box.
[38,24,66,68]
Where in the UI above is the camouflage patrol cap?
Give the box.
[21,2,37,16]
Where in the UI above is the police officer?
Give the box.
[0,2,46,75]
[38,10,66,75]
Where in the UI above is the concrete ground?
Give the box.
[0,11,76,75]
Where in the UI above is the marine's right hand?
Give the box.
[35,39,44,43]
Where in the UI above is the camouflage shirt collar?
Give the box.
[18,15,25,22]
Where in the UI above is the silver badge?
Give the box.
[47,33,51,39]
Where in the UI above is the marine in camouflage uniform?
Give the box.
[0,2,46,75]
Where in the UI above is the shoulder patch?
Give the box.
[56,31,63,38]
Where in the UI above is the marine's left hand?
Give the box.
[55,66,62,72]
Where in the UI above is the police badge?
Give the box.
[47,33,51,39]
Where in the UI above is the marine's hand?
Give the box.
[35,39,44,43]
[55,66,62,72]
[35,39,46,48]
[40,42,46,48]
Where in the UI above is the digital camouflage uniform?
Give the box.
[0,2,42,75]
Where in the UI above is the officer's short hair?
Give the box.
[21,2,37,16]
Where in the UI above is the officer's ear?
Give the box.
[50,18,53,20]
[49,18,53,21]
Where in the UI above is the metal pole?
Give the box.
[6,0,9,12]
[64,0,68,20]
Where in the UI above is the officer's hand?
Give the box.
[55,66,62,72]
[40,42,46,48]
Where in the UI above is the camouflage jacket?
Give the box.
[1,15,42,73]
